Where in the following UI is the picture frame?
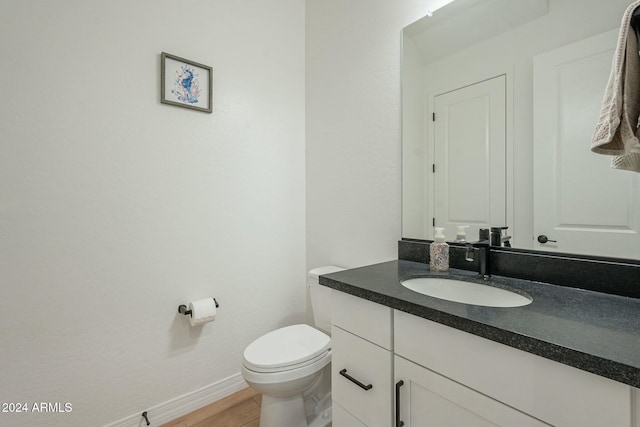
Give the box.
[161,52,213,113]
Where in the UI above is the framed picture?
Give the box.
[161,52,213,113]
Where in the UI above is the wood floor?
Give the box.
[161,388,261,427]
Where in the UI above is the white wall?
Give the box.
[402,36,428,238]
[0,1,305,426]
[305,0,432,269]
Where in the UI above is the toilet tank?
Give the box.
[308,266,345,334]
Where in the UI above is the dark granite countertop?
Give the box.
[320,259,640,388]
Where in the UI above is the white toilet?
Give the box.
[241,266,344,427]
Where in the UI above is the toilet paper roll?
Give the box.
[188,298,217,326]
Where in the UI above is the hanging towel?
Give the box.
[591,0,640,172]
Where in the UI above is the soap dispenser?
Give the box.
[455,225,469,243]
[430,227,449,272]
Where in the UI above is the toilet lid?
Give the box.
[243,324,331,372]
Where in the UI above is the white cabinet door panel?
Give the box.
[395,356,548,427]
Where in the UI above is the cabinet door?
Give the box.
[394,356,548,427]
[332,326,392,426]
[333,402,367,427]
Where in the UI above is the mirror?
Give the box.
[402,0,640,259]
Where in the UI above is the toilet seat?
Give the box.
[243,324,330,373]
[241,349,331,386]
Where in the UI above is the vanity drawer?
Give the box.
[331,289,392,350]
[332,325,392,426]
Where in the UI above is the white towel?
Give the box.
[591,0,640,173]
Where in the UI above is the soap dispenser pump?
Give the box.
[430,227,449,272]
[455,225,469,243]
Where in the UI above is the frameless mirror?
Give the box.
[402,0,640,259]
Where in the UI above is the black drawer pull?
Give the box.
[396,380,405,427]
[339,368,373,391]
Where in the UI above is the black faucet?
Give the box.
[466,229,491,277]
[490,227,512,247]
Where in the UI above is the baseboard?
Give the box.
[104,372,247,427]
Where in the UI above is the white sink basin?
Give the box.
[400,277,532,308]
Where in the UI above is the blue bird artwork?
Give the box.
[172,65,201,104]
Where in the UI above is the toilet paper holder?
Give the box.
[178,298,219,317]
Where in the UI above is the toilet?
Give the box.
[241,266,345,427]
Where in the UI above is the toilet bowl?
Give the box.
[241,266,345,427]
[242,324,332,427]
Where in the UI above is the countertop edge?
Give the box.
[320,275,640,388]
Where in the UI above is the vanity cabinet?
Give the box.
[331,290,393,426]
[329,287,637,427]
[394,309,634,427]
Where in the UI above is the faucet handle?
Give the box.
[490,226,511,246]
[465,245,475,262]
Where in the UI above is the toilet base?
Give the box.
[260,394,307,427]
